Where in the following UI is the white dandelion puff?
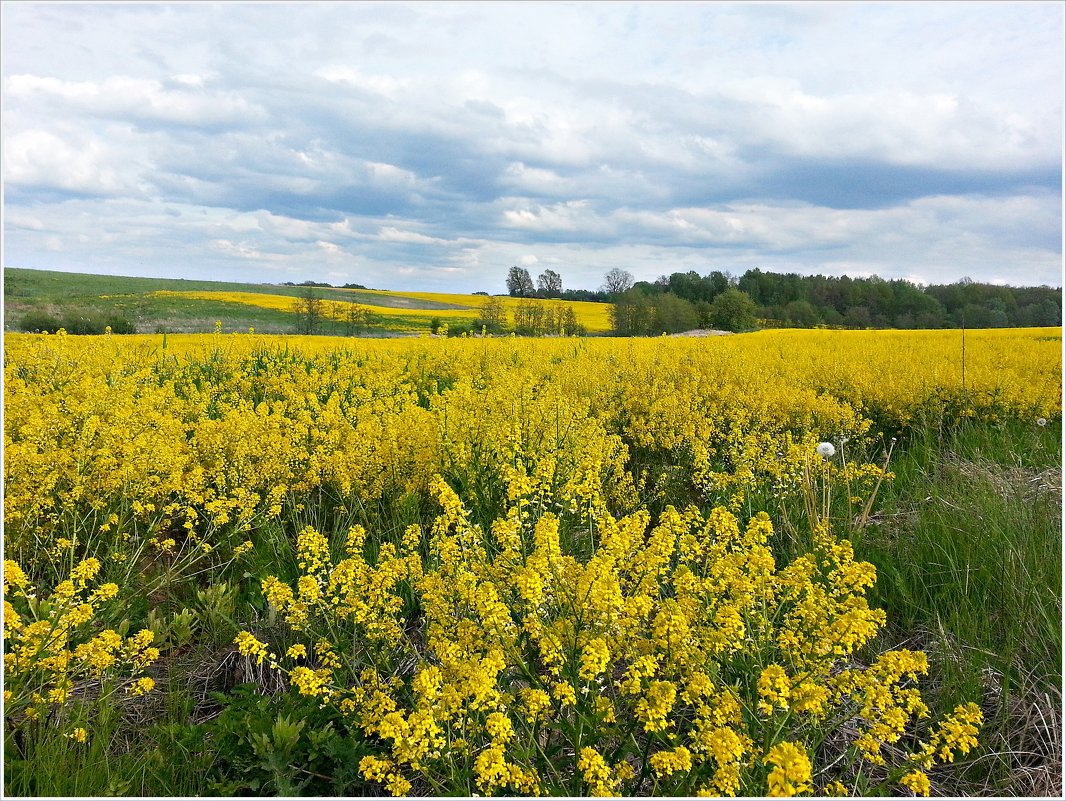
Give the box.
[816,442,836,459]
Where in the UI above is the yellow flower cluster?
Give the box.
[247,474,985,796]
[3,558,158,724]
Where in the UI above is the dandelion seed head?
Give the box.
[816,442,836,458]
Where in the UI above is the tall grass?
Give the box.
[857,420,1062,794]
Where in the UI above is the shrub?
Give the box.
[18,310,61,333]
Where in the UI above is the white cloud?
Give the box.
[5,73,264,127]
[314,66,410,97]
[4,129,138,195]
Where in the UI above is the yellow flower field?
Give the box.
[2,327,1058,796]
[359,289,615,332]
[152,288,614,332]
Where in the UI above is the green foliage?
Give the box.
[609,287,655,335]
[17,309,61,333]
[537,269,563,297]
[506,265,535,297]
[737,268,1061,330]
[17,308,137,335]
[855,420,1061,794]
[512,299,582,335]
[708,288,758,332]
[651,292,698,333]
[204,686,372,796]
[474,296,507,333]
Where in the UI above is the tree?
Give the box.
[708,288,758,332]
[559,305,581,336]
[506,266,535,297]
[653,293,698,333]
[513,299,547,335]
[536,269,563,297]
[293,285,325,335]
[600,268,635,296]
[783,299,820,327]
[610,288,655,335]
[342,302,375,335]
[476,296,508,333]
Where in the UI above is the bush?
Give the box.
[55,311,137,335]
[709,289,758,332]
[17,308,138,335]
[18,310,61,333]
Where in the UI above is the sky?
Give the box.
[2,1,1063,293]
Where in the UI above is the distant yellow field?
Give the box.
[365,290,614,333]
[153,289,613,332]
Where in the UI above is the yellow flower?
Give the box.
[635,680,676,732]
[234,632,269,665]
[900,770,931,796]
[579,637,610,681]
[578,747,619,796]
[552,681,576,708]
[649,745,693,778]
[765,741,813,797]
[485,711,514,743]
[758,664,792,714]
[128,677,156,696]
[66,727,88,743]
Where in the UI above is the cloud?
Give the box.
[5,73,265,128]
[2,2,1061,291]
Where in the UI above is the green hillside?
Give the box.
[2,268,456,335]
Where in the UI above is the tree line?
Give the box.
[293,286,378,336]
[467,295,585,337]
[281,267,1066,338]
[733,269,1059,329]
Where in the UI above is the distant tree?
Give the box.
[601,268,635,296]
[706,270,732,297]
[537,269,563,297]
[341,302,375,335]
[633,280,661,295]
[293,285,325,334]
[783,299,820,327]
[506,266,535,297]
[610,288,655,335]
[653,293,698,333]
[559,305,581,336]
[843,305,872,329]
[476,296,508,333]
[561,288,612,303]
[513,299,548,335]
[708,288,758,332]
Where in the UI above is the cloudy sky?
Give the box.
[2,2,1063,292]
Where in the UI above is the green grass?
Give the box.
[856,419,1062,795]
